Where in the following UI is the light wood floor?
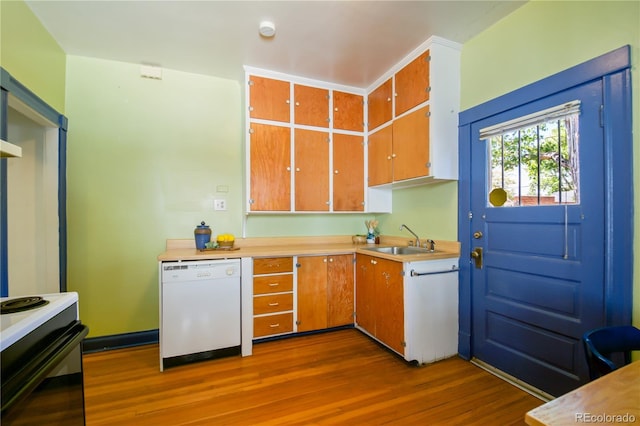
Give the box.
[83,329,543,425]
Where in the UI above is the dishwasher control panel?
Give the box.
[162,259,240,282]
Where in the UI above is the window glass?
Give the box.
[488,113,580,207]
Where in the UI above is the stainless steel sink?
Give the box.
[361,246,436,255]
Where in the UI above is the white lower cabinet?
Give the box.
[403,258,459,364]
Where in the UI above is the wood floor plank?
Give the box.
[83,329,542,425]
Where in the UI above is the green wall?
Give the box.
[460,0,639,326]
[0,0,66,112]
[64,56,247,336]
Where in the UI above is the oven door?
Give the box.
[1,320,89,425]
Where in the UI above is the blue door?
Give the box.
[470,81,603,396]
[458,47,633,397]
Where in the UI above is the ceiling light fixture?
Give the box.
[259,21,276,38]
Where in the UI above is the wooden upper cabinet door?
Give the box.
[248,75,291,123]
[297,256,328,332]
[294,129,330,211]
[394,50,430,117]
[333,91,364,132]
[249,123,291,211]
[392,105,430,181]
[333,134,364,211]
[367,125,393,187]
[367,79,393,131]
[327,254,354,327]
[374,259,404,355]
[294,84,329,127]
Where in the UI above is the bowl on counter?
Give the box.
[352,235,367,245]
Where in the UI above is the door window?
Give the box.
[481,101,581,207]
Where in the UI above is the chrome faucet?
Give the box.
[400,224,421,248]
[400,224,436,251]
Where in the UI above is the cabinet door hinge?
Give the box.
[468,211,473,220]
[599,104,604,128]
[248,80,254,86]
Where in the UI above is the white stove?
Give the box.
[0,292,79,351]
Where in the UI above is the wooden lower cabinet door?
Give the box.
[327,254,354,327]
[297,256,328,332]
[374,259,405,354]
[355,254,376,335]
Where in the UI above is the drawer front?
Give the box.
[253,274,294,295]
[254,313,293,338]
[253,257,294,275]
[254,293,293,315]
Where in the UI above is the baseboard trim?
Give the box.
[83,329,159,353]
[471,358,553,402]
[253,324,354,344]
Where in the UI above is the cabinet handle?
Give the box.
[296,167,300,172]
[329,258,334,262]
[295,102,300,106]
[269,323,280,328]
[386,97,391,102]
[323,258,327,263]
[334,107,339,111]
[394,93,398,97]
[286,99,290,104]
[334,170,339,174]
[268,283,279,287]
[286,167,291,171]
[392,153,396,158]
[387,156,392,160]
[268,302,279,306]
[370,259,377,265]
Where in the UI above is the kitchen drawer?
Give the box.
[253,274,294,295]
[254,293,293,315]
[253,257,293,275]
[254,313,293,338]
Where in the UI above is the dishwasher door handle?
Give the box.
[410,267,459,277]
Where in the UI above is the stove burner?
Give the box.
[1,296,49,314]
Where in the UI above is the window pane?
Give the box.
[488,113,580,207]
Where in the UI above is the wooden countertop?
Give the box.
[525,361,640,426]
[157,235,460,262]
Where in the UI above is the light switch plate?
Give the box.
[214,199,227,211]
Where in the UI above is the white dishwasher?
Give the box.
[160,259,241,370]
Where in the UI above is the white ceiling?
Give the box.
[26,0,526,89]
